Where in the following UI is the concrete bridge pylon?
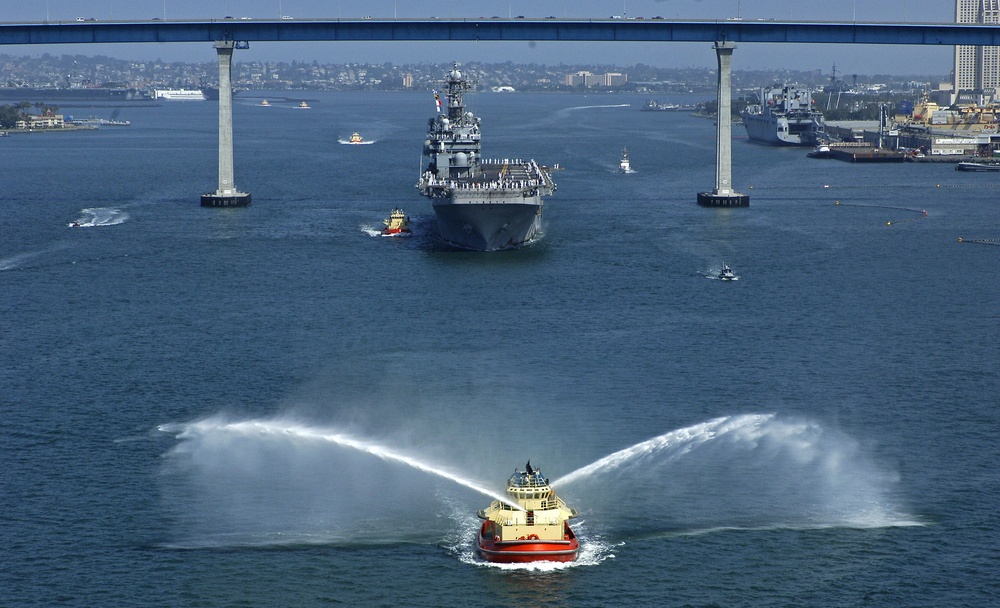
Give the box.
[201,40,251,207]
[698,41,749,208]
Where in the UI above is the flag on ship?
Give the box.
[433,90,442,113]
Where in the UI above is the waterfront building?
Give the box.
[15,112,64,129]
[954,0,1000,103]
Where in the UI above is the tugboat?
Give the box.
[619,148,634,173]
[476,462,580,563]
[259,99,270,107]
[381,208,411,235]
[718,263,739,281]
[298,101,311,109]
[349,132,364,144]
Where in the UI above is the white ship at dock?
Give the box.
[417,64,556,251]
[741,85,827,146]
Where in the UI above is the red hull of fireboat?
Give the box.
[476,521,579,563]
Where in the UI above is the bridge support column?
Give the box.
[698,41,749,208]
[201,40,251,207]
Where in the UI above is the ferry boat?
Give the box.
[381,209,411,235]
[476,462,580,563]
[641,99,696,112]
[349,132,364,144]
[69,116,131,127]
[619,148,634,173]
[741,85,827,146]
[718,264,738,281]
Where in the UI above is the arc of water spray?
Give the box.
[553,414,773,486]
[162,418,522,509]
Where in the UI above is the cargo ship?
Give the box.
[476,462,580,563]
[741,85,827,146]
[417,64,556,251]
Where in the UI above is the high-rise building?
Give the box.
[954,0,1000,102]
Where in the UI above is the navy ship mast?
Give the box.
[422,63,481,183]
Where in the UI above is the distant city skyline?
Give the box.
[1,1,958,77]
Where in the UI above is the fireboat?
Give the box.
[476,462,579,563]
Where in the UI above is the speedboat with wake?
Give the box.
[477,462,579,563]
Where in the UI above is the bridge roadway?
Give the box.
[5,17,992,210]
[1,18,1000,47]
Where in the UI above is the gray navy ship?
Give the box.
[741,85,827,146]
[417,64,556,251]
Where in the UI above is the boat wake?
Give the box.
[338,139,376,145]
[0,250,45,271]
[360,224,412,238]
[68,207,129,228]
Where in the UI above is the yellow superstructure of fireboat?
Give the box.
[349,132,364,144]
[476,462,579,563]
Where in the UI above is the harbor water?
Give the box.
[2,91,998,606]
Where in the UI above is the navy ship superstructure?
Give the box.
[417,64,555,251]
[741,85,827,146]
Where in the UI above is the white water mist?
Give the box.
[555,413,912,532]
[158,415,517,547]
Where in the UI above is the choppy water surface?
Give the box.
[2,92,998,607]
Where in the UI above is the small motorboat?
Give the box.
[807,143,833,159]
[297,101,310,109]
[476,462,580,563]
[349,132,364,144]
[718,264,739,281]
[619,148,634,173]
[381,208,411,235]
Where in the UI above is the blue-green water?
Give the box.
[2,91,997,607]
